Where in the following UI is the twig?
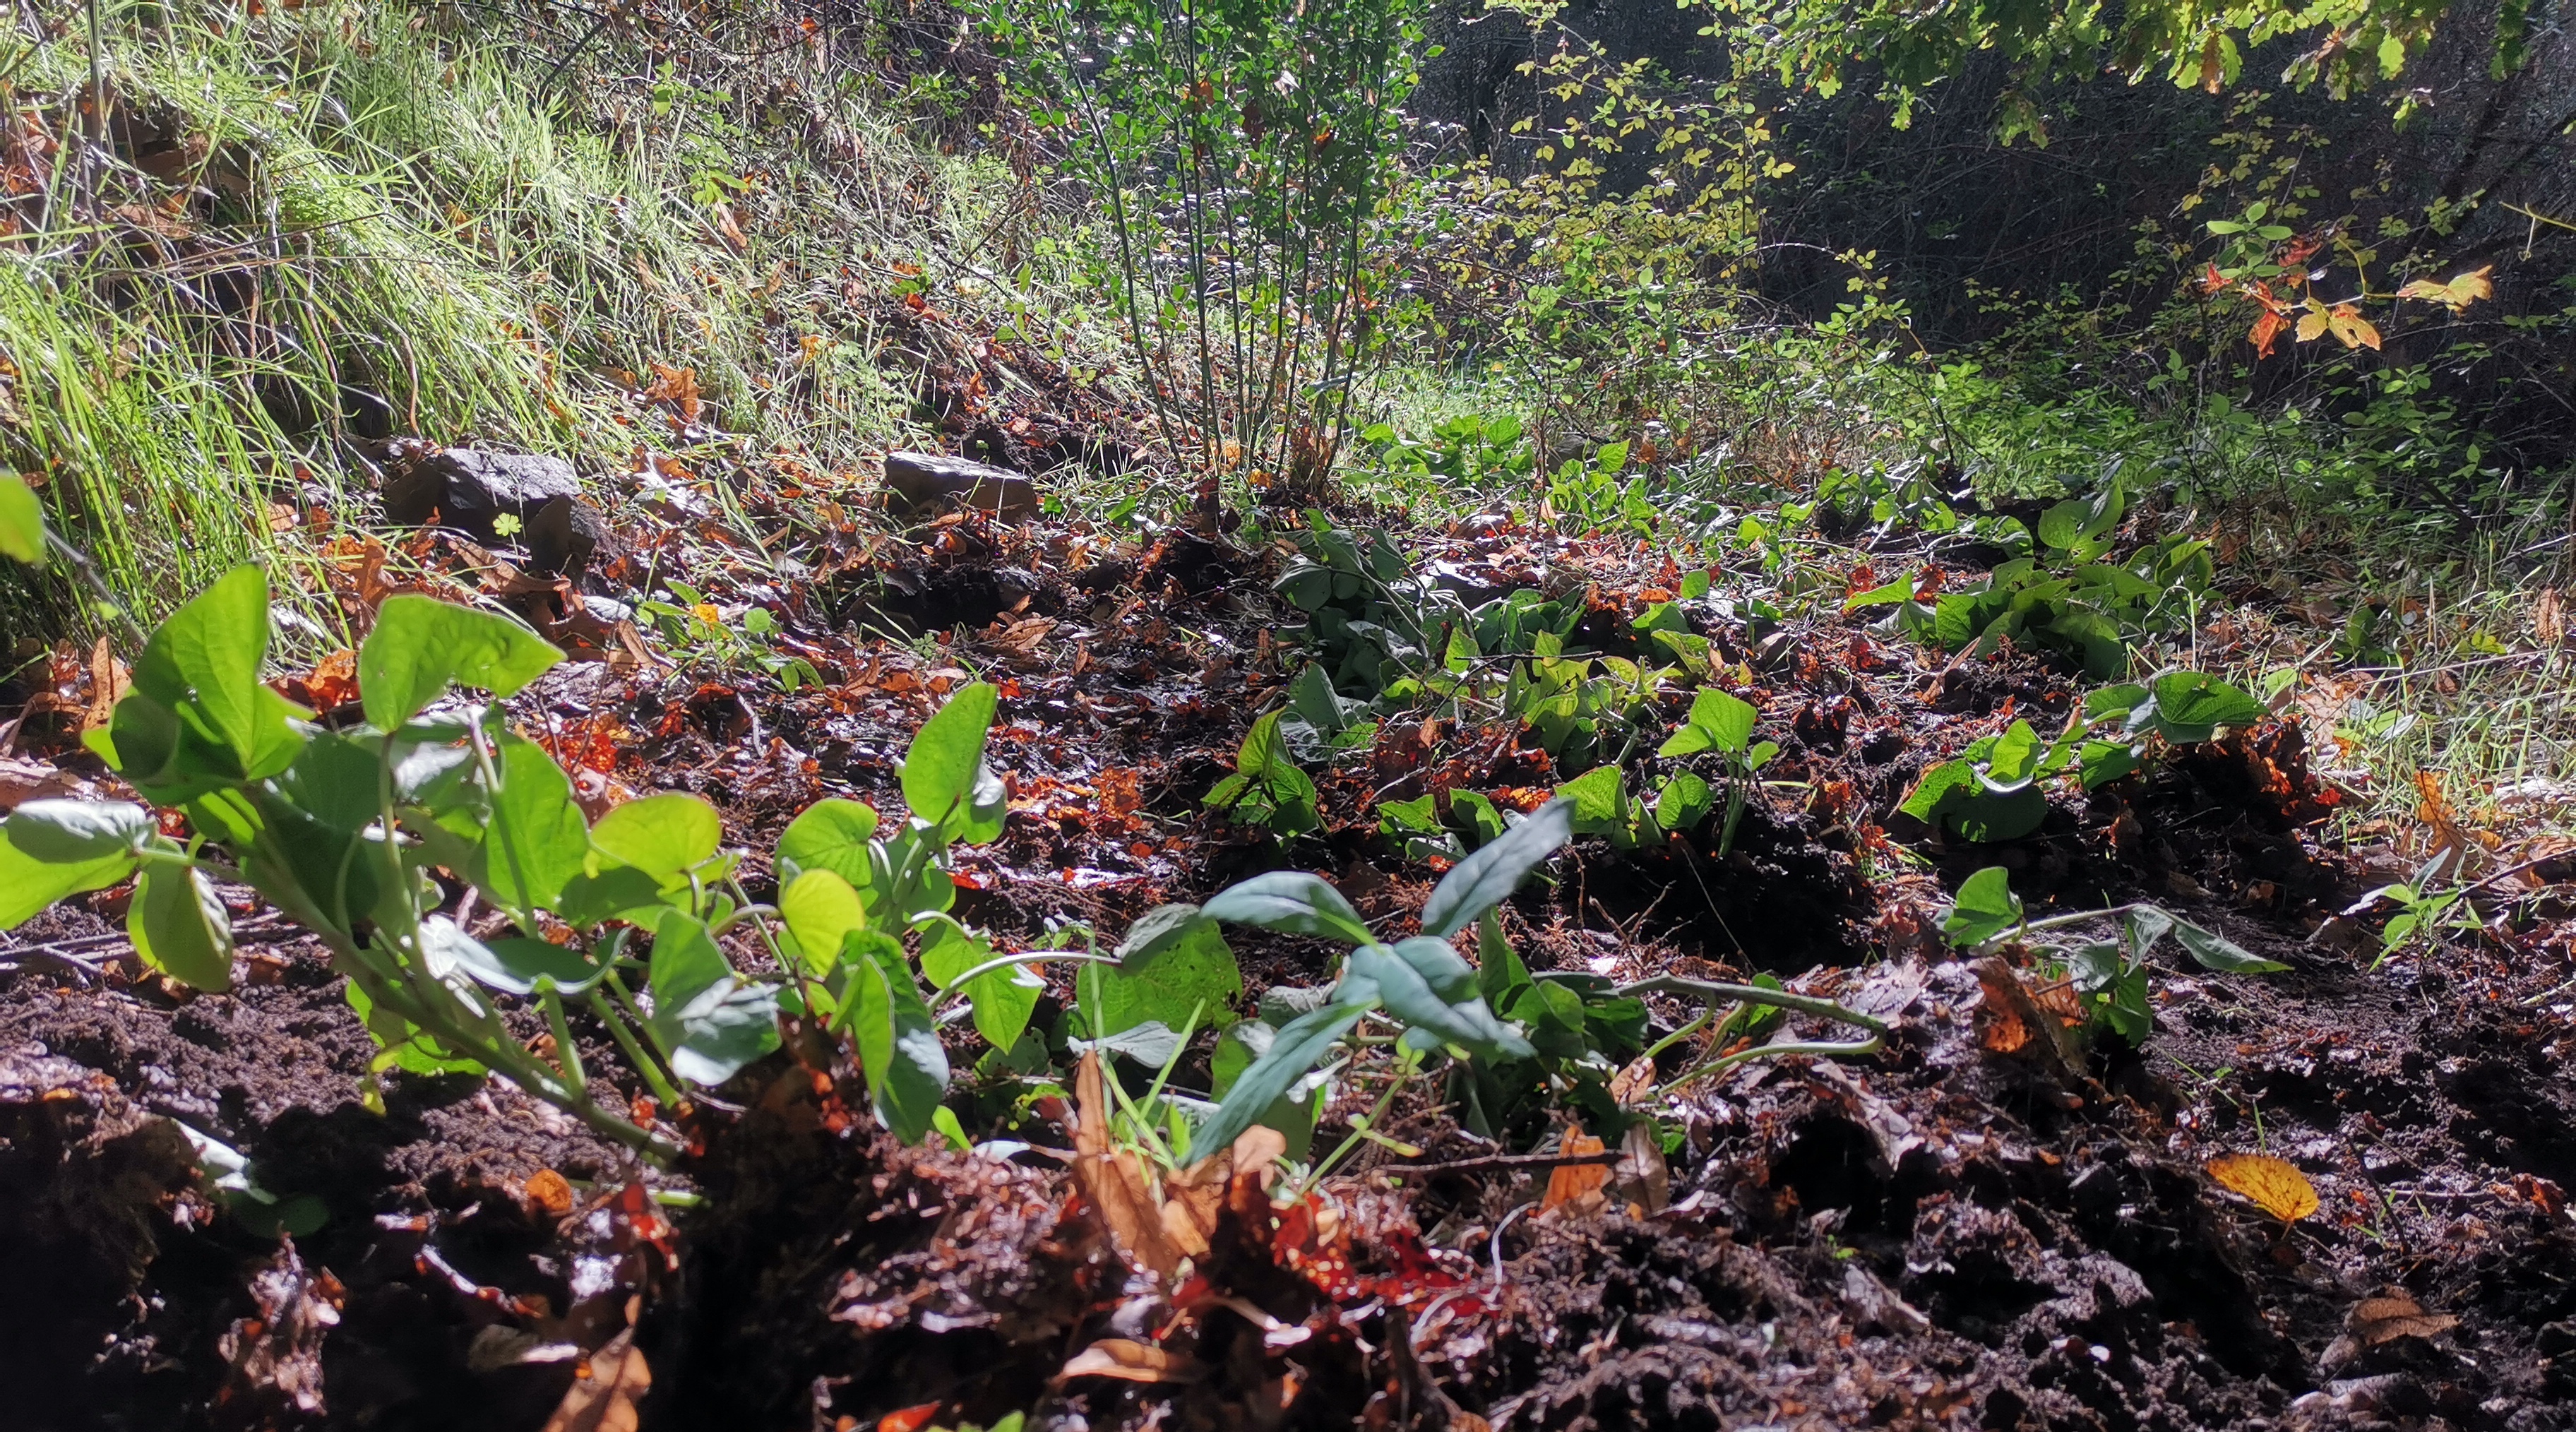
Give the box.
[1383,1149,1621,1179]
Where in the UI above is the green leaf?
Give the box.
[2169,915,2289,974]
[359,595,563,730]
[1950,786,2048,842]
[647,908,733,1015]
[131,566,271,770]
[1289,663,1349,735]
[1419,797,1572,936]
[1684,688,1757,753]
[1896,760,1974,825]
[474,733,590,912]
[1193,1001,1368,1156]
[1943,866,2024,946]
[2147,672,2267,743]
[0,473,45,564]
[1210,1025,1318,1159]
[921,918,1042,1051]
[666,978,783,1087]
[555,864,674,928]
[1203,871,1373,945]
[776,798,879,887]
[1842,573,1917,609]
[900,682,998,825]
[1555,764,1626,833]
[1349,943,1532,1060]
[2076,739,2143,789]
[4,800,153,862]
[0,828,136,928]
[130,863,234,990]
[1085,909,1241,1037]
[344,980,484,1078]
[276,729,384,835]
[590,793,722,879]
[1113,903,1212,971]
[779,869,866,975]
[953,763,1008,845]
[2121,905,2176,960]
[1981,720,2041,790]
[1376,793,1440,834]
[847,932,948,1142]
[1654,771,1714,831]
[1476,910,1532,1008]
[448,934,610,996]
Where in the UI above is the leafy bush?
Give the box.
[1900,672,2268,842]
[0,480,1025,1156]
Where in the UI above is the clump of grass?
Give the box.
[0,0,1119,650]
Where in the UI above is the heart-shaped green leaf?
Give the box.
[900,682,998,826]
[777,798,879,888]
[847,931,948,1142]
[591,793,722,880]
[359,595,563,731]
[1942,866,2023,946]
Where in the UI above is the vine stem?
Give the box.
[1604,974,1887,1034]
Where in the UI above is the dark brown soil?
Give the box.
[8,515,2576,1432]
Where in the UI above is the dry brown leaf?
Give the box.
[1542,1126,1609,1213]
[1072,1051,1184,1279]
[2351,1293,2459,1346]
[1614,1119,1669,1215]
[2415,770,2471,874]
[1978,982,2032,1054]
[82,638,129,732]
[2537,587,2567,647]
[1058,1337,1205,1385]
[0,755,92,811]
[1162,1124,1287,1257]
[542,1328,650,1432]
[1608,1052,1657,1107]
[2206,1153,2319,1223]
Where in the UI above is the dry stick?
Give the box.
[1381,1149,1621,1179]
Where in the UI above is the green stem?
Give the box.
[1293,1045,1418,1200]
[1669,1034,1887,1092]
[590,984,686,1114]
[1602,974,1887,1034]
[540,984,586,1097]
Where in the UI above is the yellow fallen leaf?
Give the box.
[2207,1152,2318,1222]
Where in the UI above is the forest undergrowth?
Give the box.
[3,0,2576,1428]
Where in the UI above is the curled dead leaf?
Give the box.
[2350,1293,2459,1347]
[1614,1120,1669,1215]
[1059,1337,1205,1385]
[1072,1051,1185,1279]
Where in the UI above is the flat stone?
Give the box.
[378,441,583,539]
[881,451,1039,520]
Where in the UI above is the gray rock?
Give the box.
[881,451,1039,520]
[378,441,583,539]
